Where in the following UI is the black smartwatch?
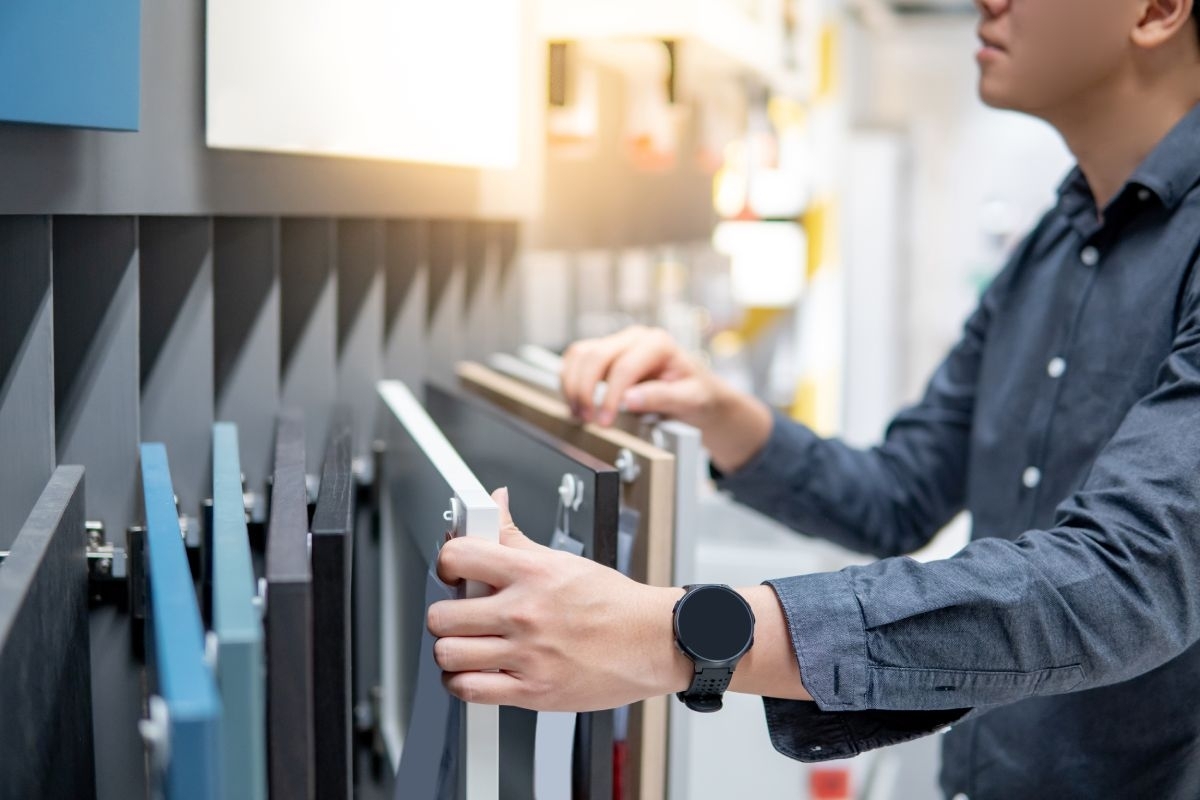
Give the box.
[672,584,756,712]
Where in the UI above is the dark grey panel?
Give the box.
[52,215,140,539]
[139,216,214,517]
[266,410,315,799]
[0,217,51,386]
[213,217,277,398]
[0,466,95,800]
[213,217,279,496]
[139,217,212,381]
[281,219,335,376]
[280,219,336,474]
[424,383,618,800]
[383,220,426,339]
[335,223,384,463]
[426,220,464,330]
[52,216,137,418]
[336,220,383,356]
[312,407,354,800]
[463,221,489,313]
[0,216,54,549]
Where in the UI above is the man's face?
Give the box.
[975,0,1143,115]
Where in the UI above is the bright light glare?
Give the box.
[713,221,808,308]
[206,0,523,168]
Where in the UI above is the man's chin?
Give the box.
[978,81,1018,112]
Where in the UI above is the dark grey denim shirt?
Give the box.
[717,103,1200,799]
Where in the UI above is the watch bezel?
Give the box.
[672,584,756,667]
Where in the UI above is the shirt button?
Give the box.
[1137,188,1152,202]
[1047,357,1066,378]
[952,794,970,800]
[1080,246,1100,266]
[1023,467,1042,489]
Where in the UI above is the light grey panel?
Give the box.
[139,216,214,520]
[0,216,54,549]
[53,216,140,544]
[335,220,384,466]
[383,221,429,400]
[213,217,280,499]
[280,219,337,476]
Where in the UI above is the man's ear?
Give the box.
[1131,0,1195,49]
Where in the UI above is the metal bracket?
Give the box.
[443,497,466,538]
[558,474,585,512]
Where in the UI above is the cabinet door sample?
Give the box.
[377,381,499,800]
[211,424,267,800]
[426,382,618,800]
[456,362,675,800]
[311,407,355,800]
[265,412,314,799]
[0,466,94,800]
[141,445,221,800]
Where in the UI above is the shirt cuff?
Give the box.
[712,411,820,510]
[760,574,973,761]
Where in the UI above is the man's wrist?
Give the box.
[644,586,692,697]
[706,384,774,475]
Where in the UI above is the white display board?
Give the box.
[206,0,523,168]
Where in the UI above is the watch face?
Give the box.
[677,586,754,662]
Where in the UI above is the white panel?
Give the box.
[207,0,523,168]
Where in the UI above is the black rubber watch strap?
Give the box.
[678,666,734,712]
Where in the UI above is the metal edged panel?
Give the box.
[140,444,221,800]
[139,216,215,530]
[0,466,94,800]
[376,380,499,800]
[0,215,54,550]
[265,410,314,799]
[425,382,617,800]
[211,423,267,800]
[311,407,355,800]
[53,215,140,545]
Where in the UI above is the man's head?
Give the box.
[975,0,1200,116]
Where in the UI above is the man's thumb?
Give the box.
[491,487,538,550]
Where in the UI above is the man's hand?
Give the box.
[559,326,775,474]
[429,487,692,712]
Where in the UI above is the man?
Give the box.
[428,0,1200,796]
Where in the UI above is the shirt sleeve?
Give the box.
[758,259,1200,762]
[715,277,998,558]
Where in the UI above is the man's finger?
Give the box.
[622,378,699,419]
[437,536,521,587]
[428,595,513,638]
[443,669,528,707]
[433,635,517,673]
[598,335,676,425]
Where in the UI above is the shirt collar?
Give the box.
[1057,102,1200,215]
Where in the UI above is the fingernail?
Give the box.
[624,389,643,411]
[497,486,509,504]
[599,410,615,426]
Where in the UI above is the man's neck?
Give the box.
[1041,60,1200,214]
